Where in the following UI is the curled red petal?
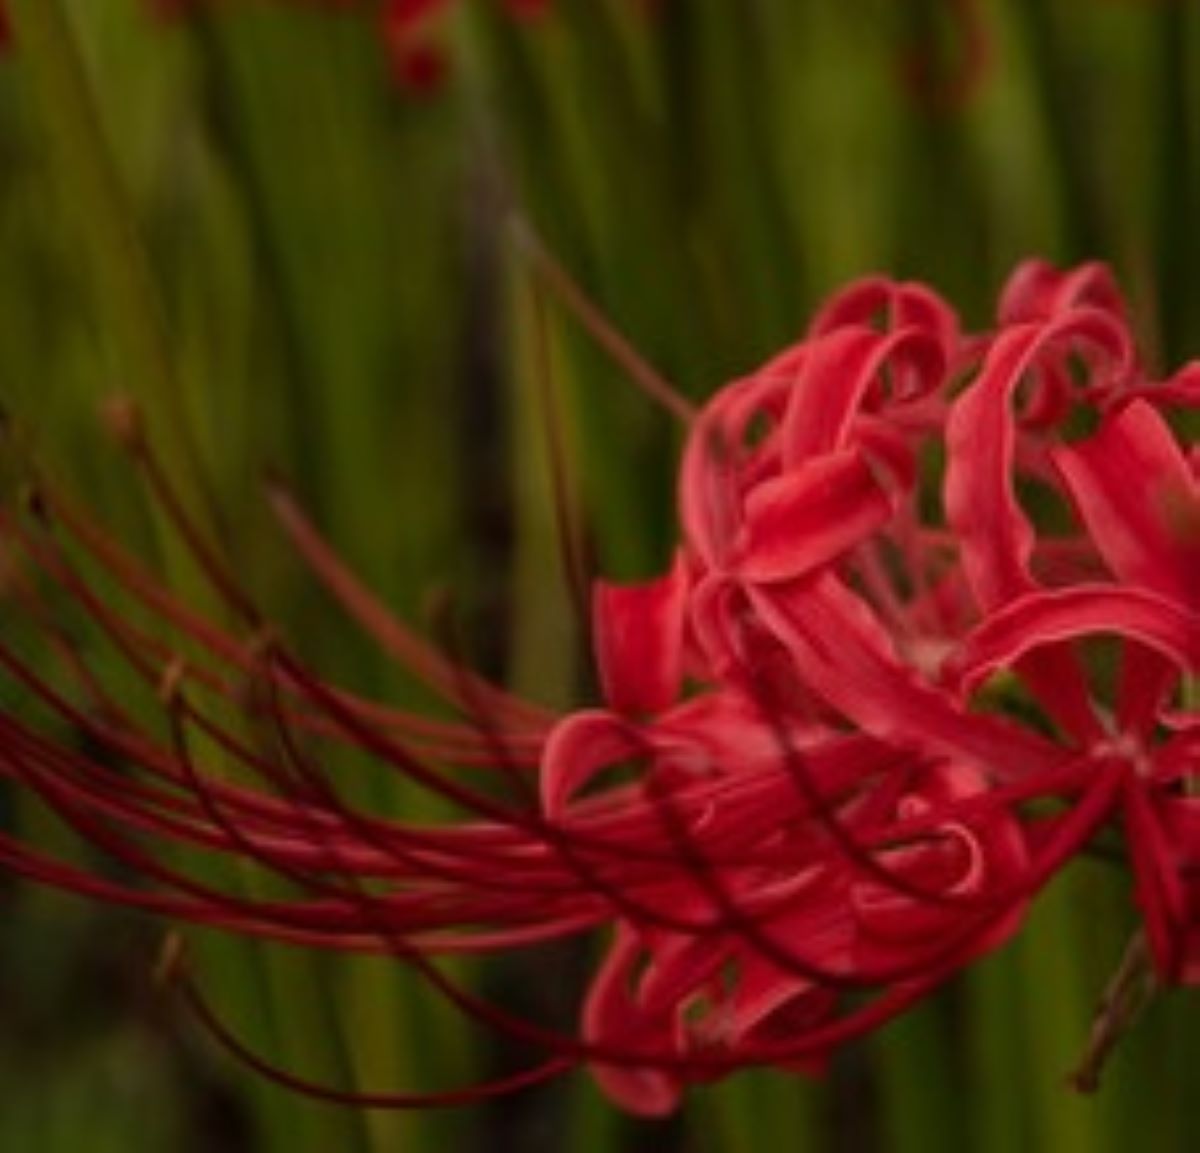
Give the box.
[747,576,1064,780]
[594,550,689,715]
[540,710,645,817]
[945,309,1133,611]
[951,585,1200,702]
[781,326,947,466]
[997,259,1127,327]
[583,927,681,1117]
[736,450,894,583]
[679,371,794,568]
[1054,398,1200,611]
[807,276,961,360]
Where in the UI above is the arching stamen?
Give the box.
[509,217,696,426]
[267,478,550,729]
[530,278,595,643]
[169,958,574,1109]
[101,393,261,627]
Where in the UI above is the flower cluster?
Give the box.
[0,260,1196,1114]
[562,260,1200,1109]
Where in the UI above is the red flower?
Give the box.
[0,259,1196,1114]
[562,261,1196,1109]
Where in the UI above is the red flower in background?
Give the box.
[0,259,1195,1113]
[0,0,558,94]
[380,0,566,93]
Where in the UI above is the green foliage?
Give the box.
[0,0,1196,1149]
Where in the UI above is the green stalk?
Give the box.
[1154,1,1195,370]
[8,0,207,508]
[875,1002,966,1153]
[667,0,802,358]
[1015,872,1107,1153]
[698,1071,816,1153]
[6,6,374,1151]
[967,954,1032,1153]
[189,13,479,1149]
[1010,0,1105,261]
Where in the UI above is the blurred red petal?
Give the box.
[737,450,894,583]
[1055,398,1200,610]
[594,551,689,715]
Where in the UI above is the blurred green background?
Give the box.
[0,0,1198,1150]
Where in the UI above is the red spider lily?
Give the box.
[0,259,1196,1114]
[557,258,1199,1108]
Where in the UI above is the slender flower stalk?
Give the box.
[0,260,1196,1115]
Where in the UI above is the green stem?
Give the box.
[8,0,208,508]
[7,9,378,1151]
[1155,1,1194,370]
[1011,0,1104,260]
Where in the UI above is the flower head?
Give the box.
[550,258,1200,1109]
[0,259,1196,1113]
